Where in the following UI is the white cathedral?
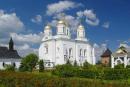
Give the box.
[39,19,96,68]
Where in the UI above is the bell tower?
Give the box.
[42,24,52,41]
[76,24,87,41]
[56,13,70,39]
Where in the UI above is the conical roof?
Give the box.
[101,48,112,57]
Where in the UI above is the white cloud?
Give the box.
[94,43,107,63]
[77,9,99,26]
[16,44,38,57]
[31,15,42,24]
[46,1,82,15]
[102,22,110,29]
[0,9,41,57]
[10,32,43,44]
[0,32,43,57]
[50,13,80,36]
[0,9,24,35]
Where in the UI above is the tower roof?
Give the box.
[101,48,112,57]
[45,25,51,30]
[78,24,84,30]
[9,37,14,51]
[9,37,13,43]
[58,20,65,24]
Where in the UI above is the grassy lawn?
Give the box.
[32,70,130,84]
[0,71,130,87]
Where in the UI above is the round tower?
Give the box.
[56,19,70,39]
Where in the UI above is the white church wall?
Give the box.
[0,59,21,69]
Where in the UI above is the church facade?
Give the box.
[0,38,21,69]
[39,20,96,68]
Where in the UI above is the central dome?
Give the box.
[58,20,65,24]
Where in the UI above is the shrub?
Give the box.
[114,64,124,69]
[52,64,79,77]
[126,65,130,68]
[4,65,15,71]
[0,71,129,87]
[83,61,95,69]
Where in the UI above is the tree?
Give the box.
[38,60,44,72]
[19,53,38,72]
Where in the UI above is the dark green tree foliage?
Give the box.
[39,60,44,72]
[19,53,38,72]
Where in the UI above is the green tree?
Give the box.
[38,60,44,72]
[19,53,38,72]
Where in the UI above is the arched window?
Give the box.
[84,49,86,57]
[80,49,82,56]
[69,48,72,57]
[117,60,121,65]
[44,44,48,54]
[63,27,65,34]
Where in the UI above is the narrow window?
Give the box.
[44,44,48,54]
[67,29,69,35]
[84,49,86,57]
[69,48,72,57]
[80,49,82,56]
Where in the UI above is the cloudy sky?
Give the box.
[0,0,130,57]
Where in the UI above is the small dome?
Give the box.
[78,24,84,30]
[45,25,51,29]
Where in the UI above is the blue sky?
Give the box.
[0,0,130,56]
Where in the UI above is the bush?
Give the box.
[126,65,130,68]
[4,65,15,71]
[0,71,129,87]
[52,64,79,77]
[52,64,130,80]
[38,60,44,72]
[114,64,124,69]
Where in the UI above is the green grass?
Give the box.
[32,70,130,84]
[0,71,130,87]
